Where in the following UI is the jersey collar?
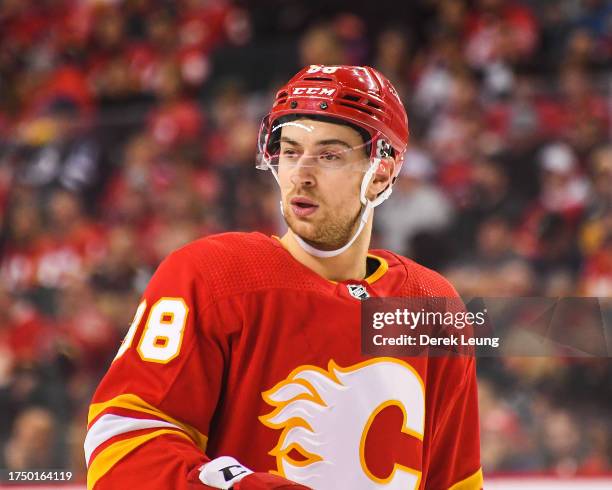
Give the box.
[270,235,389,285]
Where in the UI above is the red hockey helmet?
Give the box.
[259,65,409,180]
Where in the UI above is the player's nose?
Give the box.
[290,155,316,187]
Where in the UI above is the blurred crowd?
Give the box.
[0,0,611,481]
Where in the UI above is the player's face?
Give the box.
[277,119,369,250]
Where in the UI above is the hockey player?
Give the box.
[85,65,483,490]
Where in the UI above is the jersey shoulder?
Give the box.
[164,232,324,301]
[370,249,459,298]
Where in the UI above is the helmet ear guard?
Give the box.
[372,157,395,192]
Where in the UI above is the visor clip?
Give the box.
[319,102,328,110]
[376,139,391,158]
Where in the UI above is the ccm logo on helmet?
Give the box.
[292,87,336,96]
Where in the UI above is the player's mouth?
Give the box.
[290,197,319,217]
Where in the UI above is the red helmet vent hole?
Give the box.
[342,94,361,102]
[302,77,333,81]
[338,102,373,115]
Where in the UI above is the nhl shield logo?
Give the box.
[347,284,370,300]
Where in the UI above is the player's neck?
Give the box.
[280,219,372,283]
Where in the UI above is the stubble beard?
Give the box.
[284,201,363,251]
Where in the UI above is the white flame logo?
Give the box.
[260,358,425,490]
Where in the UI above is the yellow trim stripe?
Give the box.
[87,428,190,490]
[88,394,207,450]
[448,468,484,490]
[326,254,390,285]
[365,254,389,284]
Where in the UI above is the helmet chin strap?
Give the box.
[267,158,393,259]
[292,200,373,258]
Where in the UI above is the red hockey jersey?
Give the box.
[85,232,482,490]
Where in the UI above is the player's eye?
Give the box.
[319,151,341,162]
[281,148,299,158]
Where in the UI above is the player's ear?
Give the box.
[366,157,394,200]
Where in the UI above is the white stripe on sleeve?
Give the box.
[84,414,180,466]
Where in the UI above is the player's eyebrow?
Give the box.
[279,137,302,147]
[316,139,353,150]
[279,137,353,150]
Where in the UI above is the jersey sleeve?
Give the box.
[85,246,228,490]
[424,356,483,490]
